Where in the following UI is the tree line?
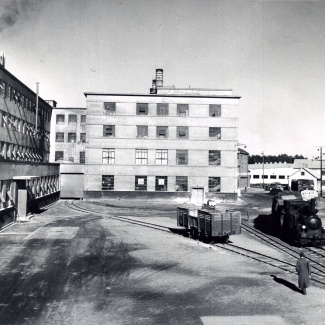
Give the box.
[248,154,306,164]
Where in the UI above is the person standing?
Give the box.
[296,251,311,295]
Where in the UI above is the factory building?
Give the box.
[0,53,60,228]
[78,69,241,201]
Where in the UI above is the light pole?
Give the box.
[262,151,265,189]
[317,146,324,198]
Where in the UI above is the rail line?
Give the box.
[64,200,325,286]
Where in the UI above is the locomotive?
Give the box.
[280,198,325,246]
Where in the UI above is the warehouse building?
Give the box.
[73,69,241,201]
[0,53,59,228]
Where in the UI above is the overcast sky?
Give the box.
[1,0,325,159]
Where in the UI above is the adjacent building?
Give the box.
[0,53,59,228]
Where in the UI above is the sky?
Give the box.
[1,0,325,159]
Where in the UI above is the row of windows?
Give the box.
[103,103,222,117]
[102,175,221,192]
[102,149,221,166]
[56,114,86,124]
[55,132,86,143]
[55,151,85,163]
[0,110,49,140]
[0,79,50,122]
[0,141,45,161]
[252,175,286,179]
[103,125,222,140]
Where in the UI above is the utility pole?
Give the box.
[317,146,324,198]
[262,151,265,189]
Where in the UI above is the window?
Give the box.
[80,151,85,164]
[177,104,189,117]
[177,126,188,139]
[176,150,188,165]
[104,102,116,115]
[156,149,168,165]
[55,151,64,161]
[136,103,148,115]
[155,176,167,191]
[209,127,221,139]
[279,175,285,179]
[55,132,64,142]
[176,176,188,191]
[135,149,148,165]
[135,176,147,191]
[209,150,221,165]
[103,149,115,164]
[253,175,260,179]
[103,125,115,137]
[301,172,305,176]
[68,133,77,143]
[68,156,74,163]
[56,115,65,124]
[102,175,114,190]
[209,104,221,117]
[81,115,86,124]
[0,80,3,97]
[68,114,77,124]
[262,175,268,179]
[209,177,221,192]
[136,125,148,138]
[270,175,276,179]
[80,133,86,143]
[157,103,169,116]
[156,126,168,139]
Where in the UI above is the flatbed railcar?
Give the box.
[177,205,241,243]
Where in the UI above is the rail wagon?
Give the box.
[177,206,241,243]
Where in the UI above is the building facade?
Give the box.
[49,107,87,163]
[0,53,59,228]
[80,69,241,201]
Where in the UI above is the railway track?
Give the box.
[64,200,325,287]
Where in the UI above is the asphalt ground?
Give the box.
[0,189,325,325]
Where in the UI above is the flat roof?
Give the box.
[84,92,241,99]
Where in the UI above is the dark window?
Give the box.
[157,103,169,116]
[253,175,260,179]
[56,114,65,124]
[156,126,168,139]
[135,149,148,165]
[102,175,114,190]
[137,125,148,138]
[155,176,167,191]
[55,151,64,161]
[68,114,77,124]
[209,177,221,192]
[103,125,115,137]
[56,133,64,142]
[176,150,188,165]
[177,104,189,117]
[81,115,86,123]
[103,149,115,164]
[135,176,147,191]
[279,175,285,179]
[301,172,305,176]
[270,175,276,179]
[80,151,85,164]
[136,103,148,115]
[80,133,86,143]
[104,102,116,115]
[177,126,188,139]
[209,150,221,165]
[156,149,168,165]
[176,176,188,191]
[262,175,268,179]
[68,133,77,143]
[209,127,221,139]
[209,104,221,117]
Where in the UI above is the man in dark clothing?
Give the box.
[296,251,311,295]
